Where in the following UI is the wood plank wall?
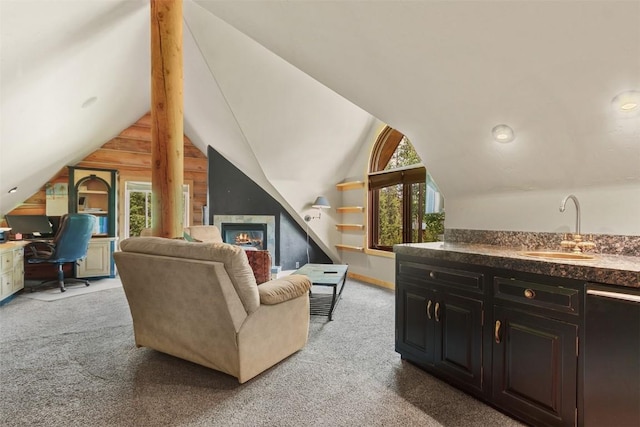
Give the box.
[7,113,208,237]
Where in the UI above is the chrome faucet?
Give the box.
[560,194,581,236]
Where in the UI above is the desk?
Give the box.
[1,242,26,303]
[293,263,348,321]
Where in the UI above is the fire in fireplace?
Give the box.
[221,223,267,250]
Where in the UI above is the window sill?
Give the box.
[364,248,396,259]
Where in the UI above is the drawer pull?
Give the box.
[495,320,502,343]
[426,300,432,319]
[429,271,436,280]
[435,302,441,322]
[524,289,536,299]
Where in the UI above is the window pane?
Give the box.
[128,191,148,237]
[383,137,421,170]
[377,185,403,247]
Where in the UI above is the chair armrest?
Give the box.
[258,275,311,305]
[25,241,55,258]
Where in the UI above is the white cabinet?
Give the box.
[76,238,116,278]
[1,243,25,303]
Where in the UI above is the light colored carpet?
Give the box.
[0,277,523,427]
[19,277,122,301]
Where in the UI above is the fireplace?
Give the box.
[221,223,267,250]
[213,215,276,256]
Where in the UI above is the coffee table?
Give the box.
[293,263,348,321]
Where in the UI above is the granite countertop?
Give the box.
[394,242,640,288]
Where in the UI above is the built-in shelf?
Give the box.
[78,190,109,195]
[336,206,364,213]
[336,181,364,191]
[336,224,365,231]
[335,244,364,252]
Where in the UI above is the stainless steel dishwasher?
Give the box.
[584,284,640,427]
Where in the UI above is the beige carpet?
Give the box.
[19,277,122,301]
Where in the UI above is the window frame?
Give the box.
[124,181,190,239]
[367,127,427,252]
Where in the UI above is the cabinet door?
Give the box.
[396,280,436,364]
[76,239,111,278]
[12,248,24,292]
[492,306,577,427]
[1,272,12,298]
[434,293,484,391]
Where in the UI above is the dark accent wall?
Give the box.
[208,146,331,269]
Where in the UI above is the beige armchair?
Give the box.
[183,225,223,243]
[114,237,311,383]
[139,225,222,243]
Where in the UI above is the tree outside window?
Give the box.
[368,128,444,251]
[124,182,190,238]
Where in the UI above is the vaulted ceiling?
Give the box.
[1,1,639,233]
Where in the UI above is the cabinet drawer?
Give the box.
[494,277,580,315]
[1,272,13,296]
[398,260,484,293]
[1,252,12,273]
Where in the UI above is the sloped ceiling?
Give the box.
[196,0,640,198]
[1,1,639,235]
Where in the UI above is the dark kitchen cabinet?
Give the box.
[434,291,483,391]
[492,275,581,427]
[396,280,434,363]
[584,284,640,427]
[492,306,577,427]
[396,254,583,427]
[396,257,485,394]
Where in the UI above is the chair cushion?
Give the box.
[258,275,311,305]
[119,237,260,313]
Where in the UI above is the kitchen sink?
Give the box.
[521,251,595,261]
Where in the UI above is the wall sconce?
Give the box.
[304,196,331,265]
[304,196,331,222]
[492,124,515,143]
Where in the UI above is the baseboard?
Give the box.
[347,271,395,290]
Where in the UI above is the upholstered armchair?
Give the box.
[142,225,273,284]
[114,237,311,383]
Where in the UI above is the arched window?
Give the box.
[368,127,444,251]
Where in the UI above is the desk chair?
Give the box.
[26,213,95,292]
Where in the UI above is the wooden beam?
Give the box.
[150,0,184,238]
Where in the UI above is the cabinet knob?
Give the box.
[429,271,436,280]
[524,289,536,299]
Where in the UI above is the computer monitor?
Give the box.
[5,214,54,237]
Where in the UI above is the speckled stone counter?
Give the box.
[394,242,640,288]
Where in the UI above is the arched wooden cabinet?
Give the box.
[68,166,117,278]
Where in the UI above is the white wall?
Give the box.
[337,120,640,289]
[446,184,640,236]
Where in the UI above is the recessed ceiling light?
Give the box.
[612,90,640,113]
[81,96,98,109]
[492,124,515,143]
[7,187,17,194]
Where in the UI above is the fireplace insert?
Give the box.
[221,223,267,250]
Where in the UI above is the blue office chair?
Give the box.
[26,213,96,292]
